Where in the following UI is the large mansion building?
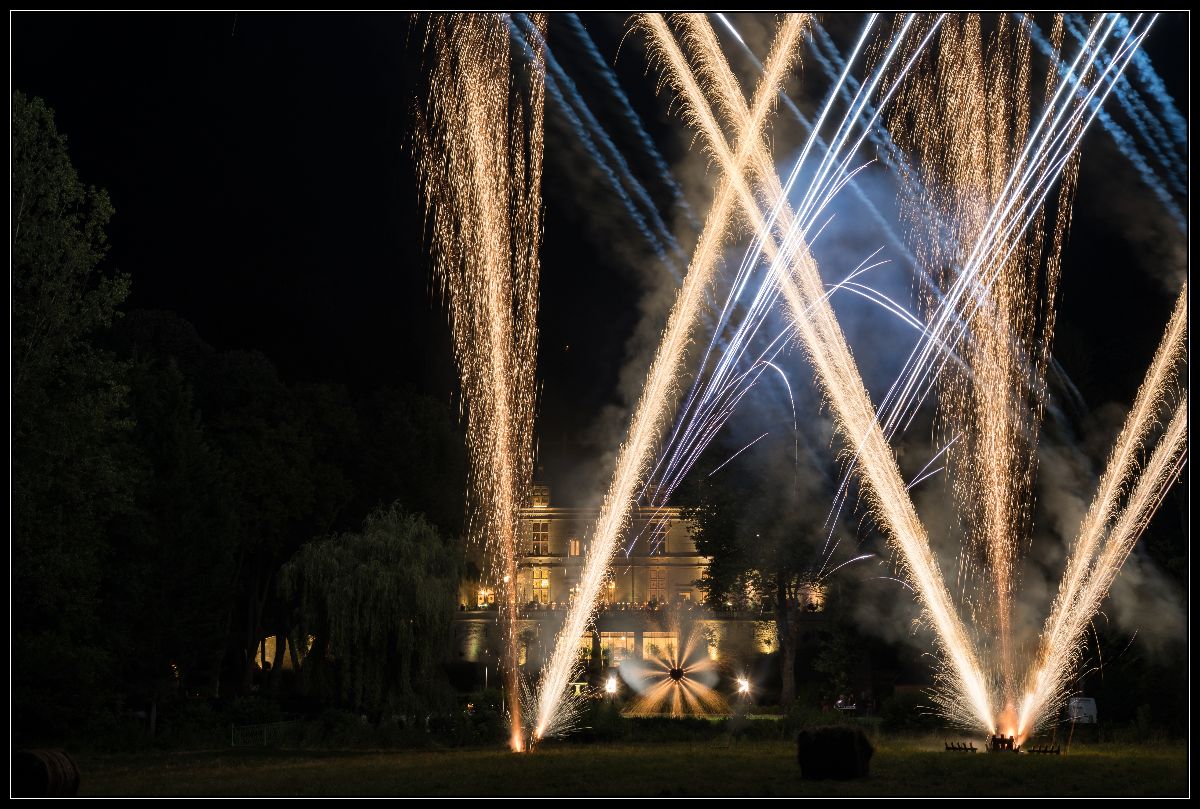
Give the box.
[469,484,707,610]
[454,485,826,675]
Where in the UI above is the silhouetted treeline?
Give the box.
[13,91,466,741]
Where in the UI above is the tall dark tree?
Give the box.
[261,380,358,689]
[679,442,837,707]
[12,91,132,735]
[353,387,467,538]
[105,353,239,721]
[196,350,319,693]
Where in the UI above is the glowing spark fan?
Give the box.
[621,624,730,718]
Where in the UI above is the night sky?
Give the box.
[12,12,1188,505]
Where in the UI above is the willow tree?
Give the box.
[280,504,460,715]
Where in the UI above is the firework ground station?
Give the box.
[452,486,827,676]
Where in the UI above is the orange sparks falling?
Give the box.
[416,13,546,751]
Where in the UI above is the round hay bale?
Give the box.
[796,725,873,780]
[13,748,81,797]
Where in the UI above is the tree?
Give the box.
[261,380,358,690]
[196,350,320,693]
[279,504,461,715]
[12,91,133,736]
[679,443,836,707]
[104,351,239,721]
[352,387,467,538]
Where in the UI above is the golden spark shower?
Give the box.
[415,13,1185,750]
[416,13,546,751]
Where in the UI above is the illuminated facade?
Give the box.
[453,485,828,676]
[511,484,707,609]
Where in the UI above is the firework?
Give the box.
[622,621,729,717]
[1017,289,1187,739]
[878,14,1179,740]
[642,12,995,731]
[416,13,546,751]
[640,12,1178,740]
[432,12,1184,746]
[532,14,811,740]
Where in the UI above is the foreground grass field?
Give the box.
[74,738,1186,796]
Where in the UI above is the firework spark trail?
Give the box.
[715,13,963,366]
[1016,289,1187,739]
[510,14,738,367]
[674,12,1159,734]
[1019,397,1187,741]
[614,13,937,518]
[650,250,928,515]
[1109,14,1188,150]
[516,13,688,266]
[646,12,998,731]
[672,12,1156,729]
[876,15,1147,456]
[1062,15,1185,195]
[877,14,1151,721]
[1102,14,1188,154]
[903,434,960,492]
[713,13,1119,483]
[416,13,544,751]
[1064,13,1186,193]
[533,15,810,740]
[1027,19,1186,232]
[509,15,683,272]
[885,13,1049,721]
[884,26,1147,485]
[564,13,701,233]
[643,17,893,507]
[796,13,1086,474]
[706,431,769,477]
[870,13,1158,731]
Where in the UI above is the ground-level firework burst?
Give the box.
[620,622,730,718]
[416,12,546,751]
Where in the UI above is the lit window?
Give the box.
[530,567,550,604]
[643,631,677,660]
[529,521,549,555]
[599,632,636,664]
[569,538,581,557]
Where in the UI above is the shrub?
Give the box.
[780,699,837,738]
[880,691,945,734]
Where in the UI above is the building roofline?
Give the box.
[519,506,686,518]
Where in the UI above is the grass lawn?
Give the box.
[73,738,1186,797]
